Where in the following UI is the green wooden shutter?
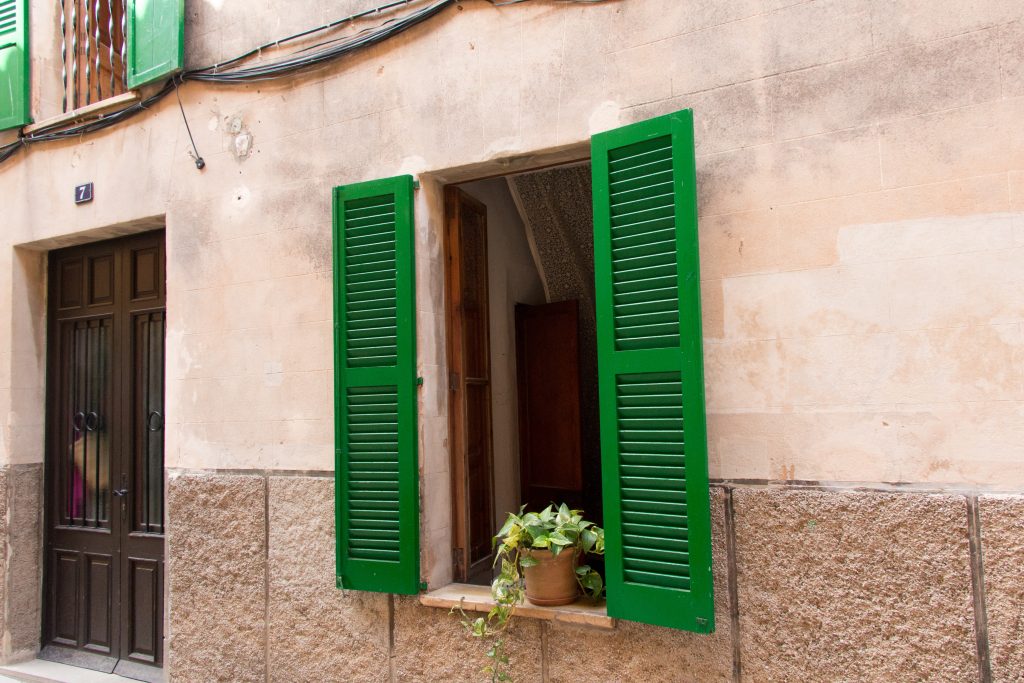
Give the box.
[333,175,419,595]
[0,0,29,131]
[126,0,183,88]
[592,109,714,633]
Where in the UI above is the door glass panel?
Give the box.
[134,311,165,533]
[62,317,112,528]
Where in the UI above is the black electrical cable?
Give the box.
[0,0,610,166]
[184,0,454,83]
[174,79,205,169]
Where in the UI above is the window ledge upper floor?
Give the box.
[420,583,616,630]
[23,91,140,135]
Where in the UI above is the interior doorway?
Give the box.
[444,164,601,585]
[42,232,166,681]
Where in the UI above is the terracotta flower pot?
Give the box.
[522,547,578,606]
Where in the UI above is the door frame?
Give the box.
[40,229,167,675]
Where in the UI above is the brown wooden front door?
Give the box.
[43,232,166,677]
[445,186,496,584]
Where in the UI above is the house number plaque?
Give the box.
[74,182,94,204]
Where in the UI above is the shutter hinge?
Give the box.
[418,581,429,592]
[413,180,421,190]
[449,372,459,392]
[416,376,424,387]
[336,575,346,590]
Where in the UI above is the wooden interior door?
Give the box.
[444,186,496,584]
[515,300,584,511]
[44,232,165,679]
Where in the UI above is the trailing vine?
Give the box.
[452,504,605,682]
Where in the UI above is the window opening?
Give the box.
[444,164,603,587]
[60,0,128,112]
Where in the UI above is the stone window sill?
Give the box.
[24,92,141,134]
[420,583,616,630]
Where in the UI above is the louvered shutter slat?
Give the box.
[0,0,28,131]
[334,175,418,595]
[593,110,714,633]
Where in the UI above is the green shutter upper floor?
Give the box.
[0,0,28,131]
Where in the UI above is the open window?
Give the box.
[333,109,714,633]
[58,0,129,110]
[444,168,601,586]
[0,0,184,131]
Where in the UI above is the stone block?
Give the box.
[783,325,1024,407]
[734,261,893,340]
[167,474,267,683]
[613,41,673,107]
[669,0,873,97]
[1012,172,1024,212]
[1002,22,1024,97]
[871,0,1023,49]
[767,410,901,483]
[773,174,1011,272]
[711,405,1024,486]
[8,464,43,658]
[268,477,390,683]
[734,488,977,681]
[700,279,725,341]
[546,487,733,683]
[889,402,1024,488]
[619,0,763,49]
[879,98,1024,188]
[703,340,785,411]
[698,128,881,217]
[770,29,1001,140]
[884,246,1024,332]
[979,496,1024,682]
[0,466,7,659]
[761,0,874,75]
[697,209,779,281]
[837,213,1015,265]
[629,79,773,157]
[392,596,543,682]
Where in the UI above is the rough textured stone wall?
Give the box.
[0,465,43,663]
[733,489,977,681]
[164,472,1024,682]
[980,496,1024,682]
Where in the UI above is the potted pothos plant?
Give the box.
[453,504,605,682]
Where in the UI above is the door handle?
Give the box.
[112,488,129,497]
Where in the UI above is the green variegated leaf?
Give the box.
[496,514,517,538]
[557,503,571,524]
[548,532,572,546]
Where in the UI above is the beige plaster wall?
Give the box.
[3,0,1024,486]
